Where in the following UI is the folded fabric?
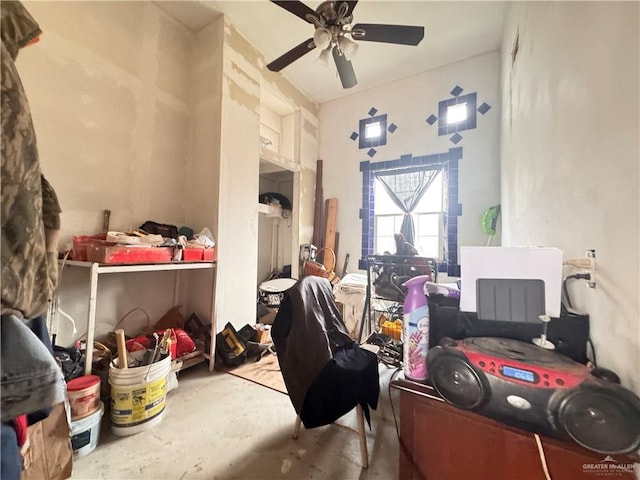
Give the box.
[105,231,164,246]
[333,273,368,297]
[193,227,215,248]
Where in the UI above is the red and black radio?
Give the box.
[426,337,640,454]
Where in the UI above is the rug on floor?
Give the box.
[225,353,287,395]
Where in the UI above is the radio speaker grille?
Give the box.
[430,355,485,410]
[558,386,640,454]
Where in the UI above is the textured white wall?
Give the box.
[500,2,639,392]
[20,1,194,243]
[319,52,502,276]
[19,3,317,343]
[18,2,199,343]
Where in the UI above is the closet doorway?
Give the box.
[257,87,301,291]
[258,162,297,283]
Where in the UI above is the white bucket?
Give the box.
[67,374,101,420]
[70,401,104,458]
[109,355,171,436]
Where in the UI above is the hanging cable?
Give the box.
[562,273,590,309]
[561,273,597,366]
[387,369,428,480]
[534,433,552,480]
[587,338,598,367]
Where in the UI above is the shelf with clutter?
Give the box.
[58,220,218,375]
[70,227,216,265]
[57,261,217,375]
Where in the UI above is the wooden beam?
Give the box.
[323,198,338,272]
[312,160,323,248]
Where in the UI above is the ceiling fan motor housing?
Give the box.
[314,1,353,26]
[311,1,355,50]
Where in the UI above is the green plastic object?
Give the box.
[481,204,501,236]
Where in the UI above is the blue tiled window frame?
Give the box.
[359,114,388,149]
[359,148,463,277]
[438,93,477,136]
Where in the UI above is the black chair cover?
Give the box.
[272,276,379,429]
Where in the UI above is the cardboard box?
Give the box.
[254,324,272,344]
[71,234,106,261]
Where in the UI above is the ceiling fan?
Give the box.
[266,1,425,89]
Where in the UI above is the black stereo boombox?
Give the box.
[426,337,640,454]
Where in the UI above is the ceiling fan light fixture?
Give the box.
[317,47,332,67]
[313,27,332,50]
[337,35,359,60]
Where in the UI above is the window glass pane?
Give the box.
[376,237,396,255]
[417,237,439,258]
[417,214,439,235]
[415,170,443,212]
[377,215,395,233]
[374,179,402,214]
[394,215,404,232]
[365,122,381,139]
[375,214,403,254]
[447,103,468,124]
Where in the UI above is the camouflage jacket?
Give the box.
[1,1,61,319]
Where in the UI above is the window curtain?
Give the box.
[374,165,443,246]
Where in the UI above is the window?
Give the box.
[359,114,387,148]
[438,93,477,136]
[446,103,468,124]
[374,171,443,258]
[365,122,382,139]
[359,149,463,276]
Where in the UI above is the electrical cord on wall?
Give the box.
[50,249,78,346]
[587,338,598,367]
[562,273,591,309]
[561,272,598,367]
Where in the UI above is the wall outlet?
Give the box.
[562,250,596,288]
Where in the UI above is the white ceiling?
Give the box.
[155,1,507,105]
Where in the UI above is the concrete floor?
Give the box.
[71,362,402,480]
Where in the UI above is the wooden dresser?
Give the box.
[392,378,637,480]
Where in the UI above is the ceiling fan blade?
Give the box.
[267,38,316,72]
[341,1,359,17]
[332,47,357,89]
[270,1,319,24]
[351,23,425,46]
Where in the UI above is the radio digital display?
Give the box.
[502,365,536,383]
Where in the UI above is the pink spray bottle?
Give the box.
[402,275,431,381]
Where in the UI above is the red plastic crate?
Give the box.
[86,241,172,264]
[202,248,216,261]
[183,248,203,261]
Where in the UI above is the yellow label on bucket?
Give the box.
[110,377,167,427]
